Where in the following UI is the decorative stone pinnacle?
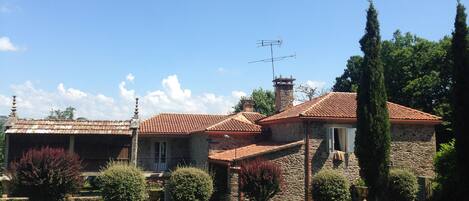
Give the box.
[133,97,139,119]
[10,95,17,118]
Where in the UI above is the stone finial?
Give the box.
[9,95,17,118]
[133,97,139,119]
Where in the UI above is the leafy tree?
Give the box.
[333,56,363,92]
[333,31,454,145]
[233,88,275,115]
[355,3,391,201]
[451,2,469,200]
[47,107,76,120]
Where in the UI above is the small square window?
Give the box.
[327,127,356,153]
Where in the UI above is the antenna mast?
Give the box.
[249,40,295,80]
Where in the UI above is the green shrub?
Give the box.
[167,167,213,201]
[433,140,458,201]
[98,162,147,201]
[239,159,283,201]
[312,169,351,201]
[387,169,418,201]
[9,147,82,201]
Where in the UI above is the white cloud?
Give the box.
[231,91,247,99]
[126,73,135,82]
[57,83,88,100]
[305,80,326,90]
[0,37,19,52]
[119,81,136,101]
[0,75,243,119]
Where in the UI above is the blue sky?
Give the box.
[0,0,463,119]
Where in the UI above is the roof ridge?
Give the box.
[205,113,243,131]
[300,92,333,116]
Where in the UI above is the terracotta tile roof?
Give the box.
[208,140,304,163]
[260,92,441,124]
[139,112,265,135]
[239,112,266,123]
[5,119,132,135]
[204,113,262,133]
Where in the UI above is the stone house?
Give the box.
[2,77,441,201]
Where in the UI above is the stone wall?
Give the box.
[225,144,305,201]
[267,144,305,201]
[190,133,209,168]
[267,121,436,185]
[269,122,304,142]
[390,124,436,177]
[308,123,436,182]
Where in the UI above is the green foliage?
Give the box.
[98,162,148,201]
[10,147,83,201]
[47,106,76,120]
[233,88,275,115]
[355,3,391,201]
[239,159,283,201]
[166,167,213,201]
[433,140,458,201]
[333,56,363,92]
[451,3,469,200]
[332,32,454,144]
[311,169,351,201]
[387,169,418,201]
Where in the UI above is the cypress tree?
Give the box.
[451,2,469,200]
[355,2,391,201]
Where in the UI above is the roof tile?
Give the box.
[260,92,441,124]
[6,119,132,135]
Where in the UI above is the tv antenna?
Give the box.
[249,40,296,80]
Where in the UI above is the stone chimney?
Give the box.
[241,98,254,112]
[273,76,295,113]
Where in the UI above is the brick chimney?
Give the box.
[273,76,295,113]
[241,98,254,112]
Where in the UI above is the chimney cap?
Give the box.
[273,75,295,86]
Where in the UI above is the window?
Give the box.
[327,127,356,153]
[154,141,167,171]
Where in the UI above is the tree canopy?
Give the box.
[233,88,275,116]
[47,107,77,120]
[333,31,453,145]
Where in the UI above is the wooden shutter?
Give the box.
[347,128,357,153]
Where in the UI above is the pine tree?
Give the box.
[355,2,391,201]
[451,2,469,200]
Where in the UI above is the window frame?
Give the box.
[326,124,356,154]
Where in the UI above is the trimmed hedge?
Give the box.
[9,147,82,201]
[98,162,147,201]
[166,167,213,201]
[312,169,350,201]
[387,169,418,201]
